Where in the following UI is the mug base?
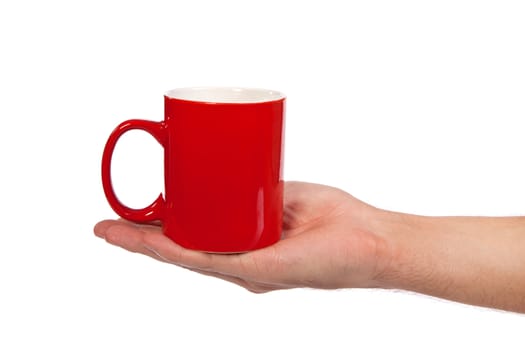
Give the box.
[173,238,279,255]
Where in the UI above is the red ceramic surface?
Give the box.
[102,87,285,253]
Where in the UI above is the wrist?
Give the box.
[368,209,431,291]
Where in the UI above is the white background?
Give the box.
[1,0,524,348]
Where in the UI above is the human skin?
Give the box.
[94,181,525,313]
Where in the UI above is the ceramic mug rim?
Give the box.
[164,87,286,104]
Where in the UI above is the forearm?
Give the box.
[376,211,525,313]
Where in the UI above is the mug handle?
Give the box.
[101,119,167,222]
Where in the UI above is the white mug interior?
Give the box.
[165,87,285,103]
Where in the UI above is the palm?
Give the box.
[243,182,385,291]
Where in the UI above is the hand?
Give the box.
[94,181,392,293]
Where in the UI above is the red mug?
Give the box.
[101,87,285,253]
